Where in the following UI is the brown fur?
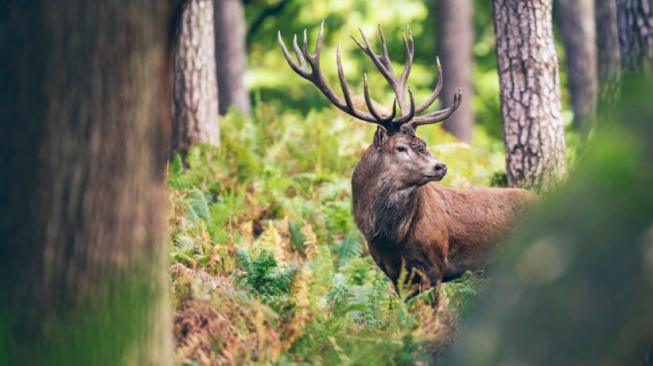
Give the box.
[352,129,536,299]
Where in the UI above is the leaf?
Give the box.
[289,221,306,253]
[333,231,363,267]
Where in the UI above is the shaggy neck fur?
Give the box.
[352,150,422,246]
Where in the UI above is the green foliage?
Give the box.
[489,171,508,187]
[244,0,536,142]
[237,249,296,302]
[167,102,508,364]
[244,0,579,144]
[288,221,307,253]
[332,231,364,268]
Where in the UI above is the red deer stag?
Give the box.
[278,23,536,302]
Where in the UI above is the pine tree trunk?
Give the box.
[215,0,251,116]
[0,1,174,365]
[492,0,567,191]
[437,0,475,143]
[617,0,653,73]
[596,0,622,106]
[555,0,598,132]
[172,0,220,155]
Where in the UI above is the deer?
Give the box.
[278,22,536,304]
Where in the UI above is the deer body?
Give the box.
[279,23,536,298]
[352,145,536,291]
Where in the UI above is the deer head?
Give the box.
[278,22,461,188]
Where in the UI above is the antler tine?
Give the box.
[363,74,393,123]
[278,31,310,78]
[394,87,416,124]
[308,20,325,61]
[415,57,444,113]
[377,25,393,71]
[353,29,396,86]
[292,34,308,70]
[389,98,398,120]
[409,88,462,127]
[302,29,310,60]
[279,24,385,126]
[399,27,414,88]
[354,27,413,116]
[336,43,354,108]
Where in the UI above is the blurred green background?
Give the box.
[243,0,568,141]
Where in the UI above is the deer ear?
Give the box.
[373,126,388,149]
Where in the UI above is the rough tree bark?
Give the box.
[555,0,598,132]
[596,0,622,106]
[172,0,220,155]
[0,1,174,365]
[437,0,475,143]
[617,0,653,73]
[215,0,251,116]
[492,0,567,191]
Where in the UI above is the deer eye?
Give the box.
[396,146,408,153]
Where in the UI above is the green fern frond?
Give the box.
[187,187,211,223]
[288,221,306,254]
[333,231,363,267]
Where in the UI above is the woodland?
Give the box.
[1,0,653,365]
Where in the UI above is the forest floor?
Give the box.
[167,105,507,365]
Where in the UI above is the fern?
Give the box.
[288,221,306,254]
[332,231,363,267]
[310,243,335,301]
[341,257,370,286]
[326,274,352,312]
[173,235,195,253]
[187,187,211,223]
[238,249,295,304]
[235,248,251,273]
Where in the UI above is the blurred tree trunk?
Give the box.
[555,0,598,132]
[596,0,622,106]
[172,0,220,155]
[215,0,251,116]
[617,0,653,73]
[446,75,653,366]
[492,0,567,191]
[436,0,475,143]
[0,1,174,365]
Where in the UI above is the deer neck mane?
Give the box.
[352,151,423,246]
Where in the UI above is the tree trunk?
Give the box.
[437,0,475,143]
[215,0,251,116]
[0,2,174,365]
[555,0,598,132]
[596,0,622,106]
[172,0,220,155]
[617,0,653,73]
[492,0,567,191]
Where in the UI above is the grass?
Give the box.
[168,103,506,365]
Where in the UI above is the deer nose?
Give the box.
[434,163,447,175]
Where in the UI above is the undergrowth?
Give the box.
[168,104,504,365]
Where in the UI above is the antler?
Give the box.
[278,22,462,132]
